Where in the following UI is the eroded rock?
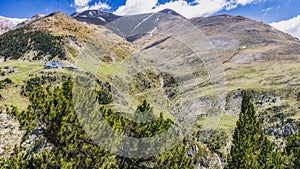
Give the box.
[0,113,25,158]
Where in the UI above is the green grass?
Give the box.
[96,62,122,81]
[0,61,43,84]
[225,62,300,90]
[0,86,28,110]
[194,113,238,134]
[0,60,74,110]
[217,114,239,133]
[0,61,43,110]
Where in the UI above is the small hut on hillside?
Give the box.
[44,62,64,69]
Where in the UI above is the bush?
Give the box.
[0,78,13,89]
[3,78,12,84]
[97,90,113,104]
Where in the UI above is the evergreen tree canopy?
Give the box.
[226,91,279,169]
[0,77,194,169]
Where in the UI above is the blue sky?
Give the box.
[216,0,300,23]
[0,0,299,24]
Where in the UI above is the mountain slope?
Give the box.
[72,9,184,27]
[0,11,135,62]
[101,10,300,151]
[0,12,91,61]
[0,16,27,34]
[72,10,121,26]
[189,14,300,63]
[104,12,300,63]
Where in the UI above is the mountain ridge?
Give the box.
[71,10,121,26]
[0,16,27,34]
[1,10,300,63]
[2,10,299,41]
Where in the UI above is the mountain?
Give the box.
[189,14,300,63]
[0,11,134,61]
[100,10,300,159]
[72,9,183,27]
[0,16,27,34]
[0,10,300,168]
[17,14,46,26]
[0,12,92,61]
[157,8,184,18]
[71,10,121,26]
[107,12,300,63]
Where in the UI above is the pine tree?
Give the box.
[1,76,194,168]
[270,149,284,169]
[226,92,282,169]
[286,122,300,168]
[258,133,275,169]
[226,92,260,169]
[292,148,300,168]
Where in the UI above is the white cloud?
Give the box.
[76,2,111,12]
[114,0,261,18]
[261,7,272,15]
[153,0,230,18]
[74,0,92,7]
[114,0,158,16]
[74,0,111,12]
[270,15,300,39]
[236,0,256,6]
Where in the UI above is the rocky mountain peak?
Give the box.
[158,8,184,18]
[31,14,46,20]
[72,10,121,26]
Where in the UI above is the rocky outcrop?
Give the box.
[255,94,281,107]
[0,110,53,157]
[20,120,53,154]
[185,139,223,169]
[225,89,243,115]
[0,112,25,158]
[267,122,298,139]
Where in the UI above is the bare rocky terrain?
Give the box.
[0,112,24,157]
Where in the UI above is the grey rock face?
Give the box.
[20,121,53,154]
[0,113,25,157]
